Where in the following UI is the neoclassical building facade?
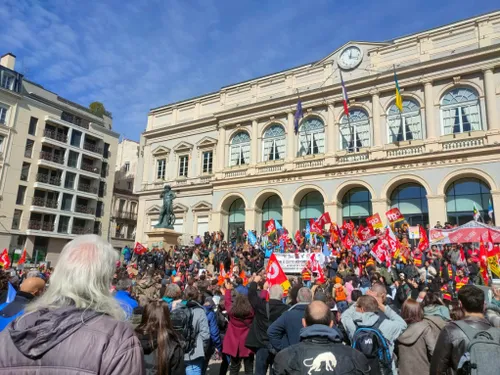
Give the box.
[135,11,500,244]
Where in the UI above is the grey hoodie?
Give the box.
[424,304,451,321]
[0,307,144,375]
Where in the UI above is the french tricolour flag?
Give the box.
[340,71,349,117]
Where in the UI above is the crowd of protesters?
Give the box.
[0,222,500,375]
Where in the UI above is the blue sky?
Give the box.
[1,0,498,139]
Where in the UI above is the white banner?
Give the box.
[274,253,311,274]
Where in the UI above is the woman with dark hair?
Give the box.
[135,301,184,375]
[223,280,254,375]
[396,299,437,375]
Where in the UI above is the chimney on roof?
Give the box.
[0,53,16,70]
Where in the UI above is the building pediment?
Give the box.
[173,141,194,152]
[314,41,390,66]
[173,202,189,213]
[146,205,161,215]
[192,200,212,211]
[196,136,218,149]
[152,146,170,156]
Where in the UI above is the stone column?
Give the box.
[324,202,339,225]
[327,104,336,155]
[251,119,259,165]
[217,126,226,171]
[424,81,436,139]
[483,68,498,131]
[245,208,256,231]
[371,199,389,220]
[286,111,295,162]
[427,194,447,227]
[372,92,382,147]
[282,205,298,233]
[491,190,500,226]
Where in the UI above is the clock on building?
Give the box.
[337,46,363,70]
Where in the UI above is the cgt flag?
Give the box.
[133,242,147,255]
[18,248,27,265]
[266,253,291,292]
[265,219,276,235]
[385,208,405,224]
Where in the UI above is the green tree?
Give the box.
[89,101,106,117]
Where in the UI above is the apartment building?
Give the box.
[135,11,500,244]
[0,53,119,264]
[110,138,139,251]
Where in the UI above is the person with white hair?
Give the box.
[245,278,289,375]
[268,287,314,353]
[0,235,145,375]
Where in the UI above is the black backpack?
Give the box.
[170,305,196,354]
[352,313,392,375]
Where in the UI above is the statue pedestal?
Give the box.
[144,228,182,250]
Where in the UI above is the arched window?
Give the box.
[390,183,429,226]
[262,124,286,161]
[340,109,371,152]
[299,191,324,230]
[228,198,245,238]
[342,187,372,226]
[441,88,482,135]
[229,131,250,167]
[261,195,283,232]
[446,178,491,225]
[387,99,423,143]
[298,117,325,156]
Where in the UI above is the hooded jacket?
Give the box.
[0,291,34,332]
[0,306,144,375]
[136,332,184,375]
[267,303,308,352]
[273,324,370,375]
[396,321,436,375]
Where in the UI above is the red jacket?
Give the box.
[222,289,255,358]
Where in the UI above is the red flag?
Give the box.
[370,240,387,264]
[133,242,147,255]
[266,253,290,291]
[458,246,466,264]
[294,230,302,246]
[385,208,405,224]
[310,220,322,234]
[479,240,490,285]
[329,223,340,243]
[309,254,326,283]
[487,230,500,256]
[366,213,384,230]
[343,220,354,234]
[317,212,332,228]
[342,235,354,250]
[358,225,376,243]
[418,225,429,252]
[0,249,11,269]
[18,248,27,265]
[265,219,276,235]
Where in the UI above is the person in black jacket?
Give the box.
[245,279,289,375]
[135,300,184,375]
[273,301,369,375]
[430,285,496,375]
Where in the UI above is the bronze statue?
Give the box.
[154,185,176,229]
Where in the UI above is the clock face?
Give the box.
[338,46,363,70]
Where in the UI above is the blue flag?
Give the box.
[305,221,311,242]
[6,282,16,304]
[265,248,273,258]
[322,243,331,257]
[294,100,303,135]
[248,230,257,246]
[275,220,283,232]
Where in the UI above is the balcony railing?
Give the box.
[43,129,68,143]
[72,226,93,235]
[31,197,58,209]
[336,152,369,164]
[28,220,55,232]
[80,163,100,174]
[39,151,64,164]
[83,142,103,154]
[36,173,61,186]
[77,183,98,194]
[75,204,96,215]
[113,211,138,220]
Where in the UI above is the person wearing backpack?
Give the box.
[170,286,210,375]
[430,285,500,375]
[396,299,437,375]
[341,294,407,374]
